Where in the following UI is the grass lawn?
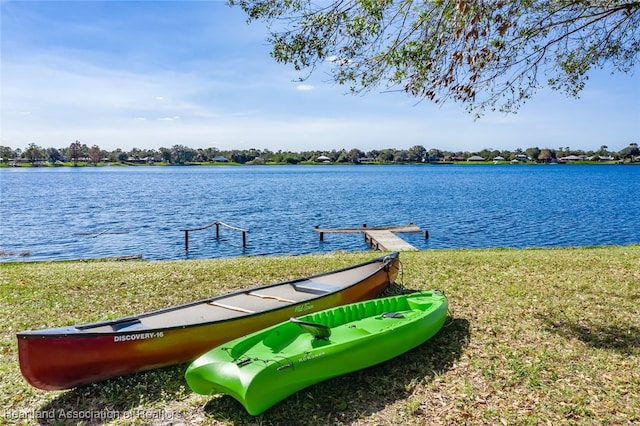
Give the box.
[1,247,638,425]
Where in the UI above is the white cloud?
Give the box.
[2,2,637,154]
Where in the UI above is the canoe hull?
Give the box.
[185,291,448,415]
[17,253,399,390]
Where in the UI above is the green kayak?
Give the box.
[185,291,449,415]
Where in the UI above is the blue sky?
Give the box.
[1,1,639,153]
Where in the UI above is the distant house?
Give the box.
[316,155,330,163]
[467,155,485,162]
[359,157,376,164]
[493,156,505,161]
[213,156,228,162]
[142,156,160,164]
[127,156,146,164]
[514,154,530,161]
[560,155,584,161]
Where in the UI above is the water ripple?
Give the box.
[1,165,639,261]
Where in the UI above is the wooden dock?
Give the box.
[314,223,428,252]
[363,230,417,251]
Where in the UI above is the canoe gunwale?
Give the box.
[16,252,400,338]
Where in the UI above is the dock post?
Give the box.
[425,230,429,239]
[182,220,248,251]
[316,226,324,242]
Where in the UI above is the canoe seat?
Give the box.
[247,292,296,303]
[294,280,340,295]
[209,301,255,314]
[110,319,143,331]
[290,317,331,340]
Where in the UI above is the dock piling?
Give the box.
[181,221,248,251]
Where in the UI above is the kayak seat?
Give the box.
[289,317,331,340]
[303,297,411,328]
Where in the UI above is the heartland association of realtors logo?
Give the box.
[3,409,176,421]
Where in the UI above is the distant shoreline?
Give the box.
[1,160,637,168]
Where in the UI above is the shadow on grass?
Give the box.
[36,364,189,425]
[540,317,640,355]
[35,285,461,426]
[202,317,470,425]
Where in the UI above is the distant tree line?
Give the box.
[1,141,638,165]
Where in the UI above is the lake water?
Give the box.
[1,164,639,262]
